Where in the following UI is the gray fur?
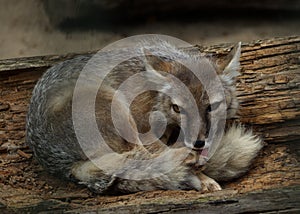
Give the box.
[26,42,262,194]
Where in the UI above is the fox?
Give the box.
[26,39,263,194]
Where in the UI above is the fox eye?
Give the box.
[206,105,212,113]
[172,104,181,113]
[207,101,222,113]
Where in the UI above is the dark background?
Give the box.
[1,0,299,59]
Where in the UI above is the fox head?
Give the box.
[142,43,241,150]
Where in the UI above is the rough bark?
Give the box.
[0,36,299,213]
[1,36,299,144]
[1,186,299,213]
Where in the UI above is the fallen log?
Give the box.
[200,37,300,144]
[0,36,299,213]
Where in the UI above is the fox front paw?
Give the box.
[198,172,222,192]
[82,175,117,194]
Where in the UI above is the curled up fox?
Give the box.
[26,37,263,194]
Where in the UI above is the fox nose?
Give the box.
[194,140,205,149]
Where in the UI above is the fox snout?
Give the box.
[193,140,205,149]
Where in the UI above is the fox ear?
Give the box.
[219,42,241,85]
[218,43,241,118]
[142,48,171,87]
[143,60,168,85]
[143,48,173,73]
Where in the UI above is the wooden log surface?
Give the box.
[0,36,299,213]
[196,36,300,144]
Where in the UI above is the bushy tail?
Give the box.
[204,124,263,181]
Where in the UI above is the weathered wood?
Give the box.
[199,36,300,143]
[1,186,299,213]
[0,36,299,213]
[60,186,300,214]
[0,36,299,144]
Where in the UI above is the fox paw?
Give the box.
[198,172,222,192]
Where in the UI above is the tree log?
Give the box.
[1,36,299,144]
[0,36,299,213]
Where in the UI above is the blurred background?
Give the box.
[0,0,299,59]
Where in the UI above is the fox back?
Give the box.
[26,40,243,193]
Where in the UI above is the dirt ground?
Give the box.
[1,0,300,59]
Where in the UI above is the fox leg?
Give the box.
[71,147,202,194]
[71,159,118,194]
[197,172,222,192]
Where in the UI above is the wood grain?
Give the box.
[0,36,299,213]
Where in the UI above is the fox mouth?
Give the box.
[184,142,206,152]
[190,148,209,166]
[192,147,209,158]
[192,148,203,152]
